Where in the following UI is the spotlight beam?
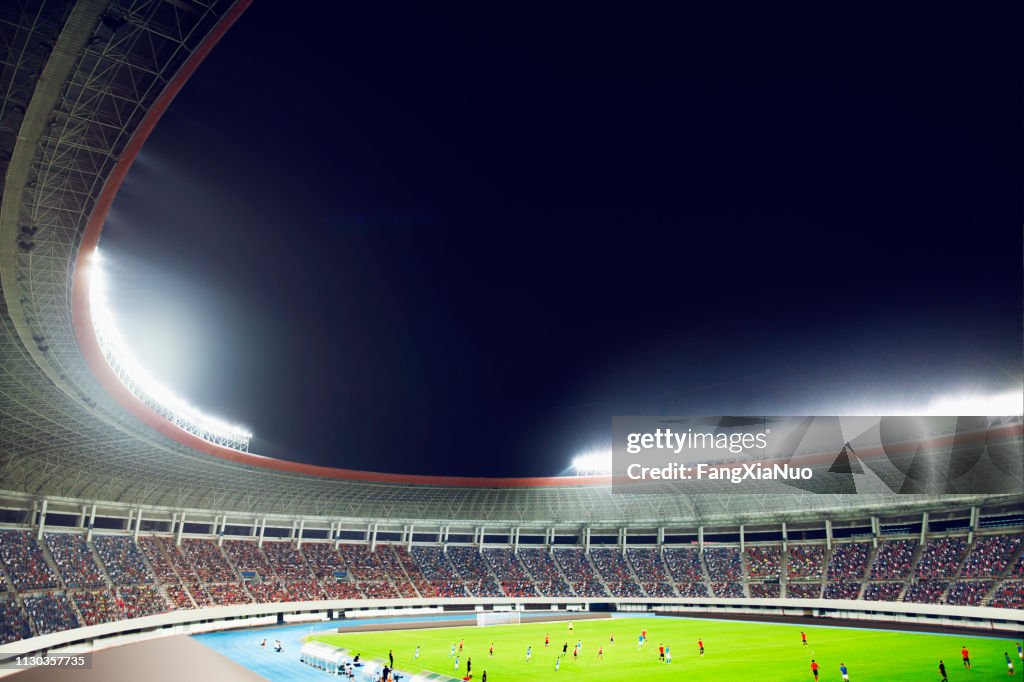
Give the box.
[89,250,252,450]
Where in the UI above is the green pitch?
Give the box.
[311,616,1019,681]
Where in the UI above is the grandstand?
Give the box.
[0,1,1021,680]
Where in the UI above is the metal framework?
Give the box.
[0,1,1021,525]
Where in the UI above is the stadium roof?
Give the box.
[0,0,1020,525]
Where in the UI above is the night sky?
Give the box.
[98,3,1022,477]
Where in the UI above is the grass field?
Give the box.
[311,616,1020,681]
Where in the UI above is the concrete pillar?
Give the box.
[36,499,47,541]
[406,524,413,551]
[297,519,305,548]
[620,527,627,556]
[698,526,704,553]
[86,504,97,542]
[176,511,186,547]
[258,517,267,548]
[825,519,833,550]
[290,519,297,540]
[920,512,928,546]
[78,505,87,528]
[968,507,979,544]
[126,508,135,533]
[781,522,787,552]
[584,527,591,554]
[217,515,225,547]
[739,525,745,553]
[133,510,142,542]
[657,527,665,551]
[369,523,378,553]
[871,516,879,548]
[513,527,520,554]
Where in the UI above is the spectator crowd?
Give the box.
[0,527,1020,645]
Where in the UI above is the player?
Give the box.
[450,643,456,658]
[637,633,643,648]
[545,634,550,648]
[489,642,494,658]
[1018,642,1023,661]
[938,660,948,681]
[658,643,665,662]
[665,646,672,664]
[554,656,561,672]
[453,655,459,672]
[576,639,582,653]
[459,639,465,653]
[801,631,808,647]
[597,645,604,660]
[260,638,266,649]
[414,645,420,660]
[467,657,472,676]
[963,646,972,669]
[610,633,615,645]
[839,662,849,681]
[569,622,574,632]
[563,642,568,655]
[810,659,820,681]
[572,645,578,661]
[698,638,704,657]
[526,646,532,662]
[389,650,394,668]
[482,672,487,682]
[1006,652,1015,676]
[642,628,647,645]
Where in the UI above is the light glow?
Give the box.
[913,391,1023,417]
[572,449,613,476]
[89,249,252,450]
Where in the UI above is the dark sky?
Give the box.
[98,3,1022,477]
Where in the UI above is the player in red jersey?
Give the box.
[962,646,971,669]
[802,631,808,647]
[698,638,704,657]
[544,634,549,648]
[811,659,820,680]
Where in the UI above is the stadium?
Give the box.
[0,1,1022,681]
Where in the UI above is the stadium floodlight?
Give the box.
[915,391,1023,417]
[88,249,252,451]
[572,449,613,476]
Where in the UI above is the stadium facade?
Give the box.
[0,0,1022,666]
